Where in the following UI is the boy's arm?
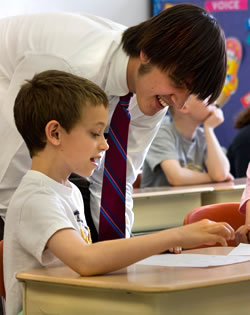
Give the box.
[161,159,213,186]
[203,107,232,182]
[47,220,234,276]
[158,111,229,186]
[154,119,213,186]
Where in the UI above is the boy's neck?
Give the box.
[31,153,70,186]
[173,116,201,141]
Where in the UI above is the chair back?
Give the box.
[0,240,5,299]
[184,202,244,247]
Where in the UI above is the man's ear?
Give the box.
[176,104,189,114]
[45,120,61,145]
[139,50,150,64]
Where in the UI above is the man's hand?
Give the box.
[235,225,250,245]
[168,247,182,254]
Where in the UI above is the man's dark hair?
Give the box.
[122,4,226,104]
[14,70,108,157]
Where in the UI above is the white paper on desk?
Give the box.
[228,243,250,256]
[137,254,250,268]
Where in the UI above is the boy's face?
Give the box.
[59,104,108,177]
[134,63,190,116]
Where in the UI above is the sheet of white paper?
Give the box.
[137,254,250,268]
[228,243,250,256]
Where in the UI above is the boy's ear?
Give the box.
[140,50,150,64]
[45,120,61,145]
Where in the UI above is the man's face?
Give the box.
[134,63,191,116]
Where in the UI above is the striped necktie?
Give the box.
[99,93,132,241]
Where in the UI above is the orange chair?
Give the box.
[183,202,245,247]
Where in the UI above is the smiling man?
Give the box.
[0,4,227,241]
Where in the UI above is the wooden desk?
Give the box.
[132,178,246,233]
[17,247,250,315]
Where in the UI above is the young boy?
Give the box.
[141,95,233,187]
[4,70,234,315]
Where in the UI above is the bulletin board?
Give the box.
[152,0,250,148]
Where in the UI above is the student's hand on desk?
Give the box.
[177,219,235,248]
[168,247,182,254]
[235,225,250,245]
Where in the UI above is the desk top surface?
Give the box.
[133,178,247,198]
[17,247,250,293]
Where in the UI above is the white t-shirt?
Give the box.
[4,170,90,315]
[0,12,167,235]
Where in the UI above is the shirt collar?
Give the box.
[105,42,130,97]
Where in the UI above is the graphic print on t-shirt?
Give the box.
[73,210,92,244]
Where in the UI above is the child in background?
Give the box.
[141,95,233,187]
[227,107,250,178]
[235,163,250,244]
[4,70,234,315]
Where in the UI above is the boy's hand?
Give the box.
[235,225,250,245]
[175,219,235,249]
[203,106,224,129]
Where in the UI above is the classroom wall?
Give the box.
[0,0,151,26]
